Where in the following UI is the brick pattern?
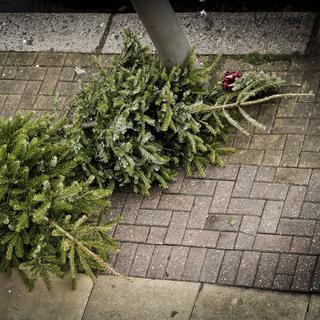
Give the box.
[2,52,319,293]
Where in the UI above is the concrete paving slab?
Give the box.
[306,295,320,320]
[191,284,309,320]
[0,269,93,320]
[103,12,315,54]
[83,276,199,320]
[0,13,110,52]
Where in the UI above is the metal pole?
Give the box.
[130,0,192,68]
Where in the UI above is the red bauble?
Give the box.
[223,70,242,90]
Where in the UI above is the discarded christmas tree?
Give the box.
[0,114,119,290]
[70,31,310,195]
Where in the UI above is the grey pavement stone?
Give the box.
[307,119,320,136]
[232,165,257,198]
[147,246,172,279]
[200,249,225,283]
[114,242,138,275]
[292,256,317,291]
[147,227,167,245]
[16,66,46,80]
[258,200,283,234]
[262,150,282,166]
[1,66,17,79]
[254,234,291,252]
[310,222,320,254]
[306,295,320,320]
[39,68,61,94]
[158,194,194,211]
[209,180,234,213]
[130,244,154,277]
[273,274,293,291]
[303,136,320,152]
[181,247,207,281]
[59,66,76,81]
[187,196,212,229]
[240,215,260,235]
[36,52,66,66]
[291,236,312,254]
[0,79,26,94]
[311,258,320,292]
[0,270,93,320]
[183,229,219,248]
[181,178,216,196]
[299,152,320,169]
[136,209,172,226]
[277,97,298,118]
[306,170,320,201]
[251,182,289,200]
[103,13,314,54]
[203,164,239,180]
[275,168,312,185]
[4,52,34,65]
[228,198,265,216]
[191,284,309,320]
[280,135,304,167]
[141,188,162,209]
[0,13,110,52]
[255,166,276,182]
[64,53,96,67]
[277,218,316,237]
[228,149,264,165]
[250,134,286,150]
[216,232,237,249]
[114,225,149,243]
[301,202,320,220]
[236,251,260,287]
[218,251,242,285]
[2,95,21,116]
[164,211,189,245]
[165,246,189,280]
[122,193,143,224]
[277,254,298,275]
[83,276,199,320]
[287,185,307,203]
[282,186,306,218]
[109,192,128,208]
[272,118,309,134]
[235,233,255,250]
[254,253,279,289]
[255,103,278,134]
[55,81,77,96]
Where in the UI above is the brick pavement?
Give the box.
[0,52,319,292]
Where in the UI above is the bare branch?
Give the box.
[194,93,314,113]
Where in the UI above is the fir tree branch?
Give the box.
[47,218,132,282]
[193,93,314,113]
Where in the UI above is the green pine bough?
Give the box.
[0,114,121,290]
[70,31,312,195]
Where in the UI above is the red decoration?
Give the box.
[223,70,242,90]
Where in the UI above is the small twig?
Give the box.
[47,218,132,282]
[194,93,314,113]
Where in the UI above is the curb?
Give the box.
[0,12,316,54]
